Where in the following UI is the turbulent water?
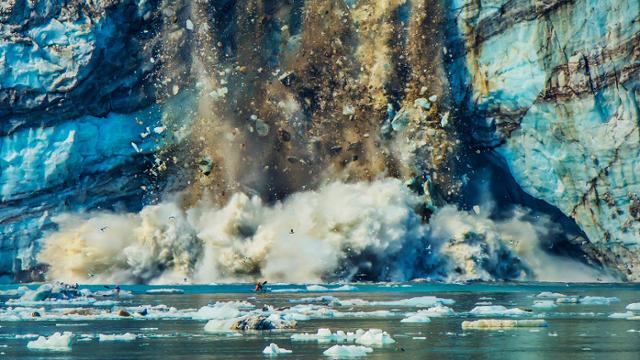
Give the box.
[1,282,640,359]
[38,179,605,284]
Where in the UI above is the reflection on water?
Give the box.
[1,282,639,359]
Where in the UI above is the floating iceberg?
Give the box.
[262,343,292,355]
[626,303,640,311]
[578,296,619,305]
[204,315,296,332]
[462,319,548,329]
[412,305,455,317]
[323,345,373,357]
[145,289,184,294]
[367,296,454,307]
[27,332,73,351]
[468,305,528,316]
[354,329,395,346]
[536,292,567,299]
[400,314,431,323]
[98,333,138,341]
[532,300,558,310]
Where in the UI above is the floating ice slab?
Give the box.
[414,305,455,317]
[532,300,558,309]
[469,305,528,316]
[536,292,567,299]
[626,303,640,311]
[323,345,373,357]
[400,314,431,323]
[367,296,454,307]
[609,311,635,319]
[204,315,296,332]
[98,333,137,341]
[462,319,548,329]
[262,343,292,355]
[27,332,73,351]
[145,289,184,294]
[355,329,395,346]
[578,296,619,305]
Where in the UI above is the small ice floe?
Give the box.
[98,333,137,341]
[289,296,341,305]
[145,288,184,295]
[355,329,395,346]
[548,332,558,337]
[412,305,455,317]
[323,345,373,357]
[461,319,547,330]
[536,292,567,299]
[192,301,254,320]
[555,296,580,304]
[468,305,528,317]
[626,303,640,311]
[262,343,292,355]
[292,328,394,346]
[412,336,426,340]
[475,301,492,306]
[532,300,558,310]
[609,311,635,319]
[204,314,296,332]
[0,286,28,297]
[368,296,455,307]
[400,314,431,323]
[578,296,619,305]
[14,334,39,339]
[27,332,73,351]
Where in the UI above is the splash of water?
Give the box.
[38,179,603,284]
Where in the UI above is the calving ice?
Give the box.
[0,0,639,359]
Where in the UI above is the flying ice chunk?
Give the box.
[27,332,73,351]
[462,319,548,329]
[355,329,395,346]
[98,333,137,341]
[368,296,454,307]
[626,303,640,311]
[469,305,528,316]
[532,300,557,310]
[145,288,184,294]
[323,345,373,357]
[578,296,619,305]
[262,343,292,355]
[400,314,431,323]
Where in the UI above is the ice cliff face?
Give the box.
[0,0,638,282]
[447,0,640,279]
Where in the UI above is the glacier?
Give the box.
[0,0,639,282]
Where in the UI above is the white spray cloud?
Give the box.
[38,179,604,284]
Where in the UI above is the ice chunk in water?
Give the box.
[369,296,454,307]
[145,288,184,294]
[98,333,137,341]
[469,305,528,316]
[462,319,547,329]
[355,329,395,346]
[578,296,619,305]
[262,343,292,355]
[625,303,640,311]
[532,300,557,309]
[27,332,73,351]
[400,314,431,323]
[323,345,373,357]
[536,292,567,299]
